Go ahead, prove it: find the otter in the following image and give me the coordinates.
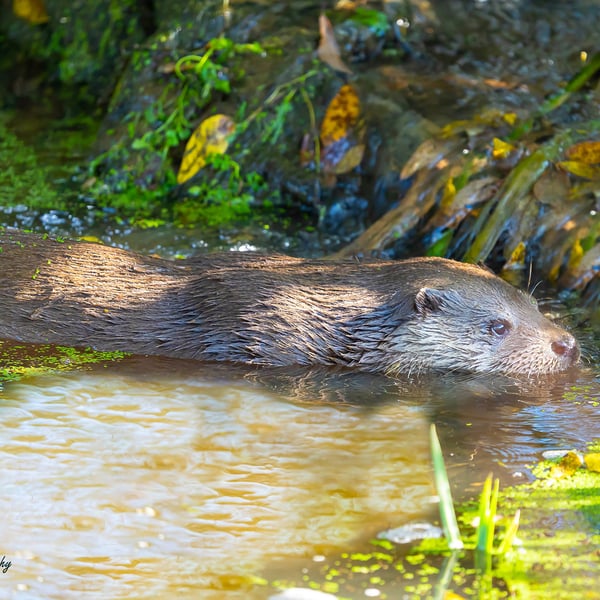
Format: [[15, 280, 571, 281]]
[[0, 230, 579, 376]]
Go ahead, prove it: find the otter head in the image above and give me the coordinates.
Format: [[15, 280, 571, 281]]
[[386, 268, 580, 376]]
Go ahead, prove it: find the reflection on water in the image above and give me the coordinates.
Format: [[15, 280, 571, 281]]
[[0, 357, 598, 599], [0, 359, 432, 599]]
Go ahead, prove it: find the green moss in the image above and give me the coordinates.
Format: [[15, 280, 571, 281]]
[[0, 340, 128, 385], [0, 117, 61, 209]]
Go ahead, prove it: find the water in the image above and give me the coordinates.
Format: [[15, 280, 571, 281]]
[[0, 359, 430, 599], [1, 355, 598, 599]]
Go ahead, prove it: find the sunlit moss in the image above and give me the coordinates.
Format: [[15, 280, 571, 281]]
[[0, 340, 128, 384]]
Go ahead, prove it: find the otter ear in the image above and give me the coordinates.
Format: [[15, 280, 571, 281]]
[[414, 287, 450, 315]]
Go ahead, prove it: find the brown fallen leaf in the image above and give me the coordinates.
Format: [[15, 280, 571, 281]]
[[400, 137, 463, 180], [317, 13, 353, 75], [320, 84, 365, 177], [427, 175, 498, 231], [565, 140, 600, 164], [177, 114, 235, 184], [559, 243, 600, 290], [335, 0, 368, 9], [533, 167, 570, 206]]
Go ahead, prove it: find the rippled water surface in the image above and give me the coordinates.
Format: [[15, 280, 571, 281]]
[[1, 357, 598, 599]]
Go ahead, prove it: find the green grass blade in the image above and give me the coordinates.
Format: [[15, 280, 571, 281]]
[[497, 508, 521, 556], [476, 473, 500, 554], [430, 424, 463, 550], [486, 477, 499, 554], [476, 473, 493, 552]]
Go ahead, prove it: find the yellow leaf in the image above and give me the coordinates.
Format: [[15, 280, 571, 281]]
[[320, 85, 365, 175], [13, 0, 48, 24], [584, 453, 600, 472], [321, 85, 361, 145], [506, 242, 527, 267], [567, 238, 584, 270], [557, 160, 600, 180], [565, 140, 600, 164], [177, 115, 235, 184], [440, 177, 456, 208], [502, 112, 517, 126], [492, 137, 516, 160], [441, 119, 471, 138], [550, 450, 583, 478], [548, 262, 561, 283]]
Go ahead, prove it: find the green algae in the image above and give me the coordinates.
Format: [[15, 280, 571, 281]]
[[0, 340, 128, 385], [258, 443, 600, 599], [485, 447, 600, 599]]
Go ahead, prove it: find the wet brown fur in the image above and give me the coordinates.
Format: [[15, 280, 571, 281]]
[[0, 230, 579, 376]]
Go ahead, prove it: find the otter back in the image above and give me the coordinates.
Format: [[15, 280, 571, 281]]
[[0, 230, 579, 376]]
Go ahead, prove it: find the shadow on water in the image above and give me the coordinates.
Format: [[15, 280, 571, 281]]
[[91, 352, 600, 492], [87, 354, 600, 503]]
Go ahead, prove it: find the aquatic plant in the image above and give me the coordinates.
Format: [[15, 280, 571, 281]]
[[430, 424, 520, 560]]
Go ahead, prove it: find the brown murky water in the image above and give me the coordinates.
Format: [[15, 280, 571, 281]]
[[1, 356, 598, 599]]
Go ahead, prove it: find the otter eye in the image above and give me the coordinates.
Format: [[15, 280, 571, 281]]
[[489, 319, 511, 337]]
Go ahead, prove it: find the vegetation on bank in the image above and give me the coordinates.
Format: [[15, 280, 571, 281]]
[[1, 2, 599, 304]]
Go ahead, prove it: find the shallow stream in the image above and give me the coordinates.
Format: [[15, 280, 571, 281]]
[[1, 355, 598, 599]]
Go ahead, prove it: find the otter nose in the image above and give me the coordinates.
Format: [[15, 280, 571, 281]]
[[551, 335, 580, 364]]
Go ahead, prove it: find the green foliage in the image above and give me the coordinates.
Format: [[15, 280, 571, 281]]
[[0, 117, 61, 209], [129, 37, 266, 160], [235, 68, 319, 142], [350, 7, 391, 36], [85, 152, 175, 220], [430, 424, 519, 560], [88, 36, 282, 227], [476, 474, 500, 555], [474, 474, 521, 564], [89, 37, 321, 228], [174, 154, 270, 227]]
